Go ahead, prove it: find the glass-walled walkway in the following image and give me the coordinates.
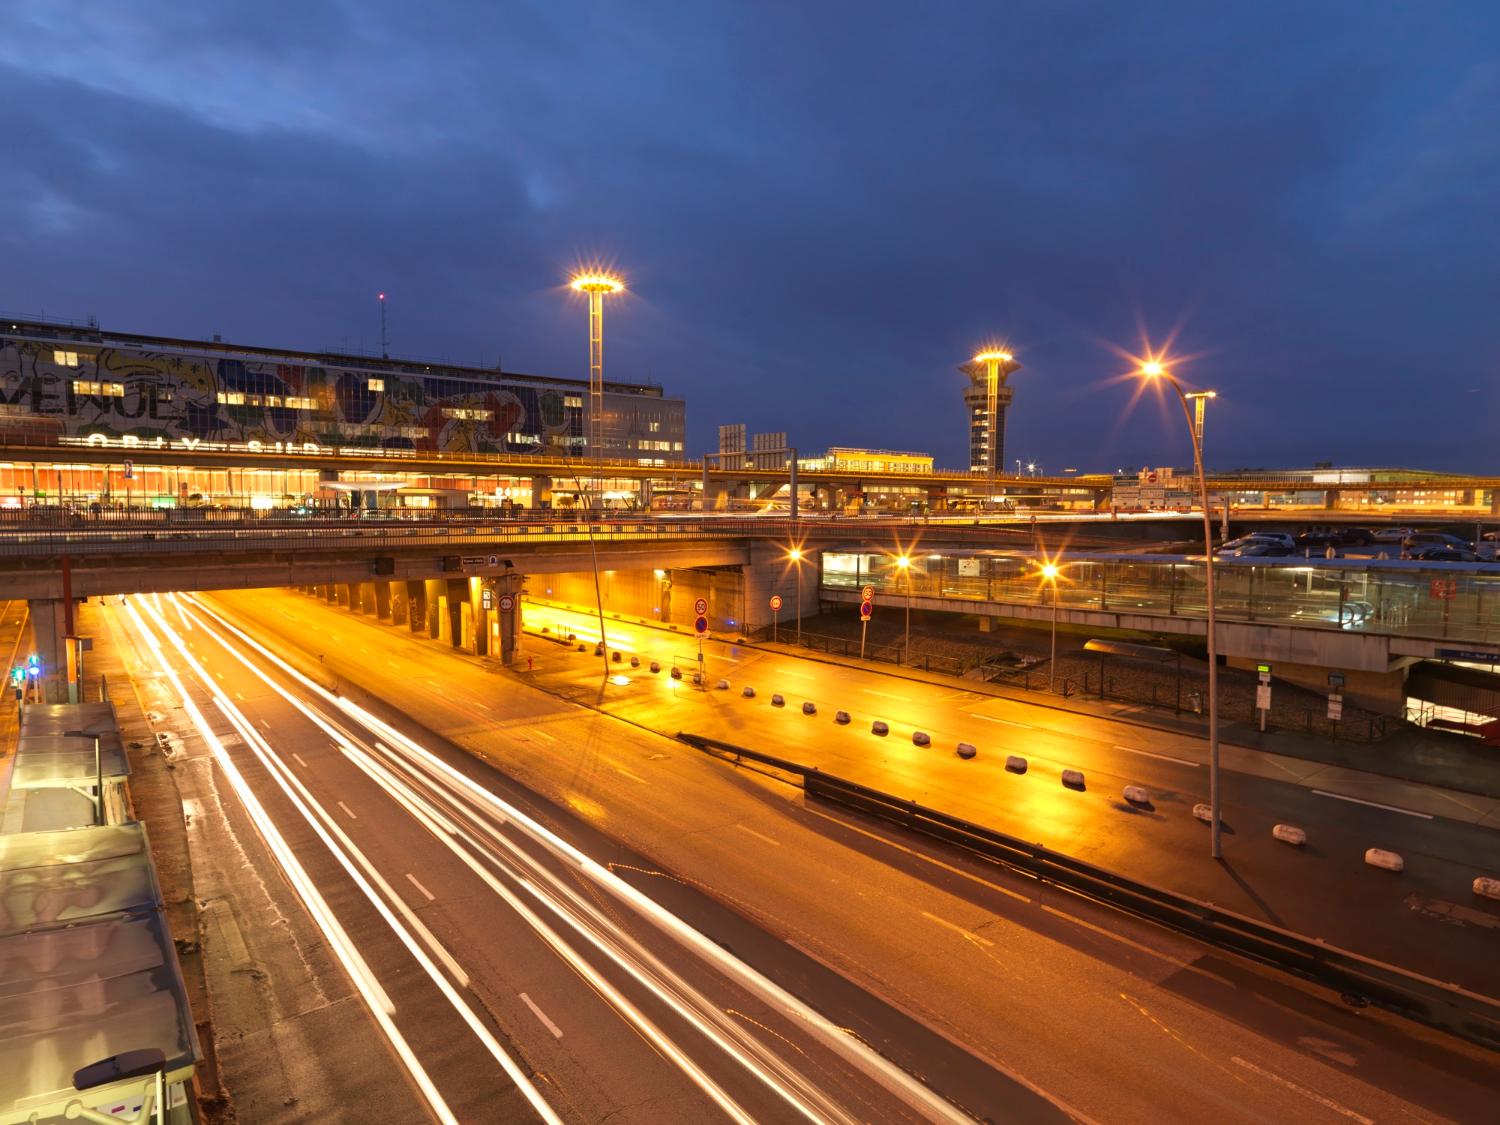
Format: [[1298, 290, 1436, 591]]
[[822, 551, 1500, 646]]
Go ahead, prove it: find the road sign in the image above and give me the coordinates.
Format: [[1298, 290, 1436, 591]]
[[694, 597, 708, 616], [487, 554, 500, 567], [481, 589, 493, 610], [694, 615, 708, 634], [1437, 648, 1500, 663], [1429, 577, 1457, 600], [861, 585, 874, 602], [1255, 684, 1271, 710], [1328, 672, 1346, 689], [497, 593, 516, 612], [123, 459, 134, 480], [769, 595, 782, 611], [859, 601, 872, 619], [1328, 696, 1344, 721], [462, 555, 485, 566], [1146, 470, 1158, 484]]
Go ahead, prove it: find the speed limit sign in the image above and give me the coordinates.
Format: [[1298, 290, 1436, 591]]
[[769, 595, 783, 611], [694, 597, 708, 615], [861, 585, 874, 602]]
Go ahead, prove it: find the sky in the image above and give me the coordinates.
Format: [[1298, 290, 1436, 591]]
[[4, 0, 1498, 472]]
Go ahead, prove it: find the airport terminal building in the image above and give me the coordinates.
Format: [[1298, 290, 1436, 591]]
[[0, 318, 686, 509]]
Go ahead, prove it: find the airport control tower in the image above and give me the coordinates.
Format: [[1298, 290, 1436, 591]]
[[959, 351, 1021, 476]]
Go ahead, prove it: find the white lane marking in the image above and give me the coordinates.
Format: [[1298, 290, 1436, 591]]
[[258, 719, 271, 731], [337, 801, 358, 820], [1041, 905, 1191, 969], [778, 669, 813, 680], [1230, 1057, 1374, 1124], [733, 824, 781, 847], [519, 992, 564, 1039], [967, 713, 1034, 729], [1311, 790, 1432, 819], [861, 688, 909, 701], [291, 752, 309, 768], [530, 729, 558, 744], [405, 872, 436, 902], [234, 691, 245, 701], [613, 765, 646, 783], [387, 661, 400, 670], [920, 911, 994, 947], [1116, 745, 1200, 767]]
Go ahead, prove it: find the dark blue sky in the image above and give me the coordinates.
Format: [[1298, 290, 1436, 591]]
[[4, 2, 1498, 471]]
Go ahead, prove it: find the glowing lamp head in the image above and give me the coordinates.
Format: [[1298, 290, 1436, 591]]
[[378, 292, 385, 301], [895, 554, 910, 570], [570, 273, 625, 295], [1041, 563, 1060, 581], [973, 350, 1013, 365], [1140, 360, 1166, 378], [787, 547, 803, 562]]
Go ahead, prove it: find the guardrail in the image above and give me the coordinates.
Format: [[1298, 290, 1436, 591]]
[[674, 731, 1500, 1051]]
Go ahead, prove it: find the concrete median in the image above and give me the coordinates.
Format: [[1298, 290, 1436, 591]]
[[1365, 848, 1405, 873], [1005, 755, 1027, 774], [1061, 769, 1085, 791], [956, 742, 977, 760]]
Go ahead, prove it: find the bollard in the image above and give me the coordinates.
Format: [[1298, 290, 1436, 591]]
[[671, 667, 683, 680], [912, 731, 931, 746], [835, 710, 851, 724], [577, 643, 588, 652], [1061, 769, 1086, 791], [742, 686, 756, 698], [1005, 755, 1028, 774], [1364, 848, 1404, 873], [650, 661, 661, 673], [771, 693, 785, 707], [1474, 876, 1500, 900], [1272, 824, 1307, 846], [871, 720, 889, 736], [630, 656, 640, 668], [691, 671, 703, 685], [612, 650, 622, 663], [1122, 784, 1149, 805], [802, 701, 817, 715], [716, 678, 730, 690], [956, 742, 977, 760]]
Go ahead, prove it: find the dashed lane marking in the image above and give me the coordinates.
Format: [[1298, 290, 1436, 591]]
[[1116, 745, 1200, 767], [966, 713, 1034, 729], [1230, 1056, 1374, 1124], [733, 824, 781, 847], [1311, 790, 1432, 819], [921, 911, 994, 947], [405, 872, 436, 902], [519, 992, 564, 1038], [291, 753, 309, 768], [337, 801, 358, 820]]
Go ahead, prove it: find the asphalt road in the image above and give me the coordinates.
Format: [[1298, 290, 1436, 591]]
[[523, 600, 1500, 998], [107, 592, 1017, 1124], [198, 587, 1500, 1124]]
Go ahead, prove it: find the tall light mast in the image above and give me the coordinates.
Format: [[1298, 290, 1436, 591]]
[[569, 273, 625, 457]]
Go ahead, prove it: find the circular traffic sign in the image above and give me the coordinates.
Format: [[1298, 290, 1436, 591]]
[[861, 585, 874, 602], [1146, 471, 1158, 484], [769, 594, 783, 611], [859, 601, 873, 619], [694, 615, 709, 634], [694, 597, 708, 615], [497, 593, 515, 612]]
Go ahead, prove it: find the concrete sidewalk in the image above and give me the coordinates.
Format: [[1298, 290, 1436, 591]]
[[527, 596, 1500, 826]]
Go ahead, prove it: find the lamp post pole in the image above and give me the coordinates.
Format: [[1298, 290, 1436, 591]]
[[788, 549, 804, 645], [1146, 366, 1222, 858], [1049, 577, 1059, 692]]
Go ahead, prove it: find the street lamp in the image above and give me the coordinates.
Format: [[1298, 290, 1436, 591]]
[[569, 272, 625, 459], [895, 554, 912, 663], [1140, 359, 1223, 858], [787, 547, 804, 644], [64, 728, 103, 825], [1040, 562, 1060, 691]]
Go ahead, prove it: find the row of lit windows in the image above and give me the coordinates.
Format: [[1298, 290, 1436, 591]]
[[54, 350, 83, 367], [215, 392, 318, 409], [636, 439, 684, 452], [442, 406, 493, 420], [73, 380, 125, 397]]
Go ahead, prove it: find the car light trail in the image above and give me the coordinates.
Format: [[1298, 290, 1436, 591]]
[[185, 594, 973, 1124], [121, 598, 459, 1125], [134, 597, 565, 1125]]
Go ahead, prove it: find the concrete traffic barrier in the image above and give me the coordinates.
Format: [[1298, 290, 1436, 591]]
[[956, 742, 977, 760], [1192, 803, 1215, 823], [716, 678, 730, 690], [671, 666, 683, 680], [771, 693, 785, 707], [742, 686, 756, 698], [1122, 784, 1149, 805], [1061, 769, 1086, 791], [650, 661, 661, 673], [871, 720, 889, 736], [802, 701, 817, 715], [1474, 876, 1500, 900], [912, 731, 931, 746], [1273, 824, 1307, 846], [835, 711, 851, 724], [1364, 848, 1405, 873], [1005, 755, 1027, 774]]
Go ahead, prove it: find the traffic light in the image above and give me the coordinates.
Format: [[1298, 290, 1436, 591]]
[[26, 654, 40, 678], [8, 666, 21, 686]]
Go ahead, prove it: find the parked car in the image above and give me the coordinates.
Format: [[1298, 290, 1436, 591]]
[[1229, 541, 1295, 557], [1219, 531, 1294, 550], [1401, 532, 1472, 554], [1406, 545, 1480, 562], [1372, 526, 1416, 542]]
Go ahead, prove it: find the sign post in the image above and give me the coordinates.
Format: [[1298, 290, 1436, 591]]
[[1256, 662, 1272, 731], [859, 592, 873, 659], [694, 611, 708, 680], [769, 594, 782, 642]]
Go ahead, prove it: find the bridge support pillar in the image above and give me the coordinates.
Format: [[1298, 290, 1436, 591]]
[[27, 598, 69, 703], [1323, 489, 1338, 510], [446, 579, 467, 650], [337, 583, 353, 609], [323, 584, 337, 605], [389, 582, 408, 626], [404, 581, 425, 634], [373, 582, 391, 621], [425, 579, 444, 640], [495, 573, 524, 665], [741, 543, 821, 629], [355, 582, 376, 615], [530, 475, 553, 508], [1491, 490, 1499, 516]]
